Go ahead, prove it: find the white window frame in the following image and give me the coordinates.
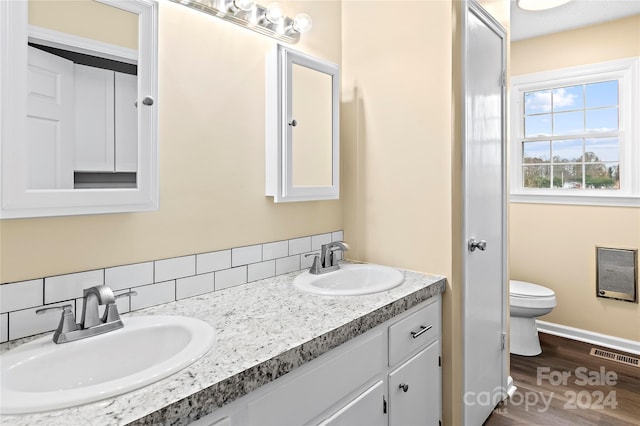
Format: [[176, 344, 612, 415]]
[[510, 57, 639, 207]]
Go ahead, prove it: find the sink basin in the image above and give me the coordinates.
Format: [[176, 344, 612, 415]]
[[0, 315, 215, 414], [294, 263, 404, 296]]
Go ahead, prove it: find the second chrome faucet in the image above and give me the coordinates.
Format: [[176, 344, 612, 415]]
[[306, 241, 349, 275]]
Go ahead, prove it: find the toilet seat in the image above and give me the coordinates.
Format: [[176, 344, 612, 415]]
[[510, 280, 555, 297], [510, 280, 556, 309]]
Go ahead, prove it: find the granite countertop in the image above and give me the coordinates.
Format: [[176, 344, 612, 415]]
[[0, 265, 446, 426]]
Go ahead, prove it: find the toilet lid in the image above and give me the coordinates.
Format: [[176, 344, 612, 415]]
[[510, 280, 555, 297]]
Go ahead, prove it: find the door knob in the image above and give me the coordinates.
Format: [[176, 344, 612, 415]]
[[399, 383, 409, 392], [468, 238, 487, 252]]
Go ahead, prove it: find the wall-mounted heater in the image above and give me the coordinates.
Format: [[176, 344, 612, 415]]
[[596, 247, 638, 303]]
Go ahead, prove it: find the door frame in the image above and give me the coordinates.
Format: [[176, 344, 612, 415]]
[[460, 0, 509, 423]]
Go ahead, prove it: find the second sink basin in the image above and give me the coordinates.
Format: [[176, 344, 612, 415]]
[[294, 263, 404, 296], [0, 315, 215, 414]]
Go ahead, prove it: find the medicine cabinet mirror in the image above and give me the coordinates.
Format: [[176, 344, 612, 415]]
[[266, 44, 339, 202], [0, 0, 158, 219]]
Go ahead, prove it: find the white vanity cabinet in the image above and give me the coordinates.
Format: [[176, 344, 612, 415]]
[[191, 295, 442, 426], [388, 343, 441, 426], [387, 296, 442, 426], [74, 64, 137, 173], [318, 380, 386, 426]]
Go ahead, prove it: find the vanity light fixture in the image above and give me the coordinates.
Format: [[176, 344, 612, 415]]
[[517, 0, 572, 11], [172, 0, 311, 44]]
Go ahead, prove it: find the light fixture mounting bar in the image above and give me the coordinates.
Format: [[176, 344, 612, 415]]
[[171, 0, 301, 44]]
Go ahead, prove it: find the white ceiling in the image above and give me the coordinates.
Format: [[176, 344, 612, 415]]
[[510, 0, 640, 41]]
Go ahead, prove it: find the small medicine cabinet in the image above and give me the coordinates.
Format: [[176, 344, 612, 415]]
[[265, 44, 339, 203]]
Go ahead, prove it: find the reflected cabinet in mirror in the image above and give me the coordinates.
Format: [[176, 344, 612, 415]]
[[266, 44, 339, 202], [0, 0, 158, 218]]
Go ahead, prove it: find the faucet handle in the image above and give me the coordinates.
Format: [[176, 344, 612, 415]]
[[305, 253, 322, 275], [36, 304, 79, 339], [115, 290, 138, 300], [103, 291, 138, 323]]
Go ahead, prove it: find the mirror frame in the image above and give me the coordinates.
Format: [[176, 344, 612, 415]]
[[0, 0, 158, 219], [266, 44, 340, 203]]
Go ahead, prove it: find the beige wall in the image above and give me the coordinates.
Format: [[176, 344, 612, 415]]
[[341, 0, 455, 420], [29, 0, 138, 50], [0, 1, 343, 283], [510, 15, 640, 342]]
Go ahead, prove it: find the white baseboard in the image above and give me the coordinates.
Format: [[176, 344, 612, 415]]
[[506, 376, 517, 399], [536, 320, 640, 356]]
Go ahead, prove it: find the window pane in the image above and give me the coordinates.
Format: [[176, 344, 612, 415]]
[[585, 162, 619, 189], [523, 141, 550, 163], [553, 111, 584, 136], [525, 90, 551, 115], [586, 81, 618, 108], [586, 108, 618, 132], [523, 165, 550, 188], [552, 139, 582, 163], [553, 85, 583, 112], [585, 137, 619, 162], [525, 114, 551, 137], [553, 163, 582, 189]]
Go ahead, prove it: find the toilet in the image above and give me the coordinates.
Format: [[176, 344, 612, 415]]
[[509, 280, 557, 356]]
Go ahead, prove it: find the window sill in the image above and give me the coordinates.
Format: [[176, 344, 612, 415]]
[[510, 192, 640, 207]]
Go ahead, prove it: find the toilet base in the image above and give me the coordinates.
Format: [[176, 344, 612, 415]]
[[510, 316, 542, 356]]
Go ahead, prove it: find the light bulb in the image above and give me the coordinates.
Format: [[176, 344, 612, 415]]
[[517, 0, 571, 11], [292, 13, 312, 33], [265, 2, 283, 23], [233, 0, 255, 12]]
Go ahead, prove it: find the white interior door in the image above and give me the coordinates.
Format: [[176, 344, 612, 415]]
[[27, 46, 74, 189], [74, 63, 115, 172], [462, 1, 508, 425], [114, 71, 138, 172]]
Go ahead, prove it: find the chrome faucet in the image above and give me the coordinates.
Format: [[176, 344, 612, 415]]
[[305, 241, 349, 275], [36, 285, 136, 344]]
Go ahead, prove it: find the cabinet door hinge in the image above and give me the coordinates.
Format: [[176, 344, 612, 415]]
[[501, 332, 506, 350], [383, 395, 387, 414], [501, 70, 507, 87], [438, 356, 442, 367]]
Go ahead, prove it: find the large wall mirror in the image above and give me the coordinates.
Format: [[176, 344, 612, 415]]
[[0, 0, 158, 218], [266, 44, 339, 202]]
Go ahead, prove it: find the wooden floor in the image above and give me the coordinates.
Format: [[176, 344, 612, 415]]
[[484, 333, 640, 426]]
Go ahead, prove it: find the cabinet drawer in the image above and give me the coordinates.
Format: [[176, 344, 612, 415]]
[[247, 330, 385, 426], [388, 299, 440, 366]]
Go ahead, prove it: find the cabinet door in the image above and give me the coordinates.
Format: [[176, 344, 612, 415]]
[[318, 380, 386, 426], [74, 64, 115, 171], [389, 341, 440, 426], [114, 72, 137, 172]]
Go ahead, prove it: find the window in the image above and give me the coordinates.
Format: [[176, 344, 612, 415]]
[[510, 58, 639, 206]]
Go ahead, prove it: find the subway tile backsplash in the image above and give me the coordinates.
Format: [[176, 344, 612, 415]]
[[0, 231, 344, 343], [0, 279, 43, 314], [155, 255, 196, 282], [1, 314, 8, 343], [44, 269, 104, 304], [105, 262, 154, 291]]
